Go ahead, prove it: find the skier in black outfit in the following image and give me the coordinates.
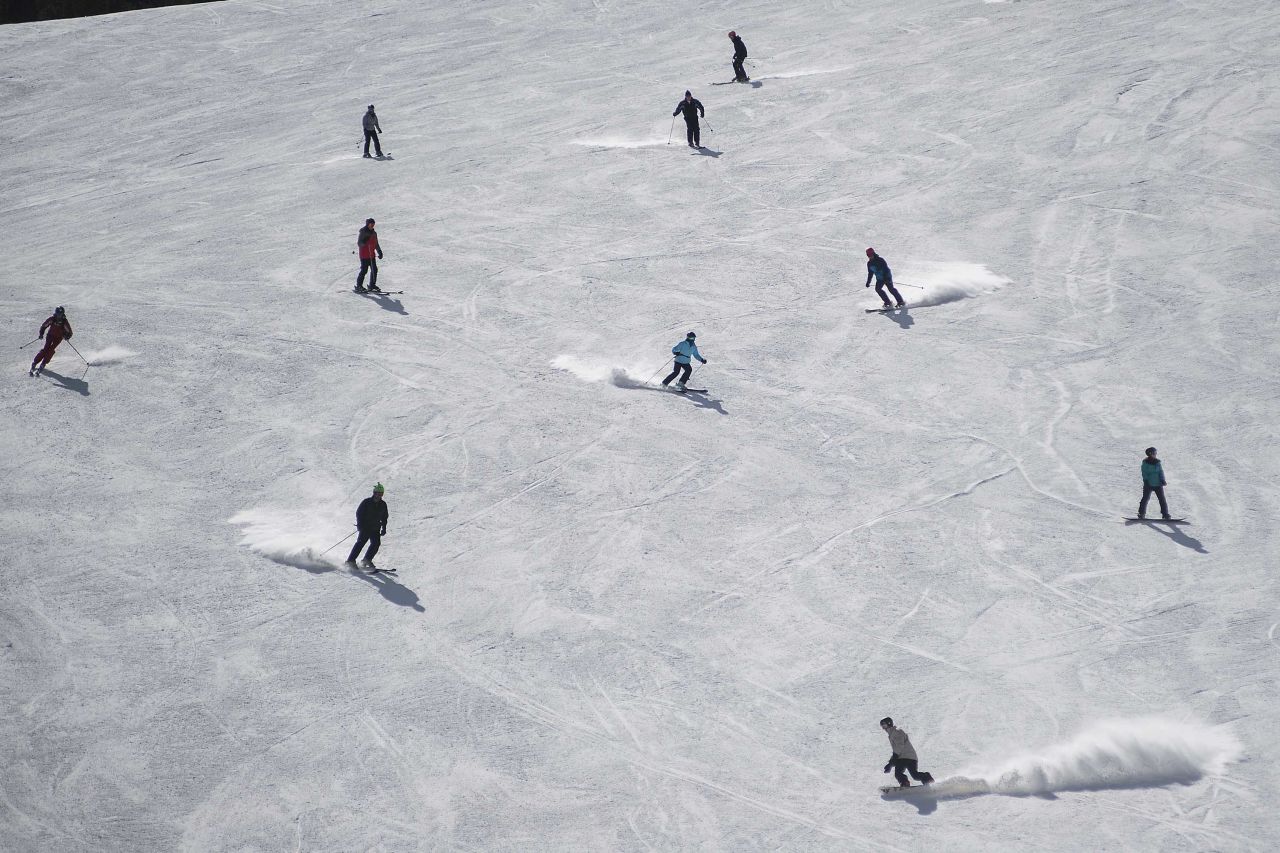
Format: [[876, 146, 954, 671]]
[[362, 104, 383, 158], [729, 31, 749, 82], [673, 91, 705, 149], [346, 483, 388, 570], [865, 248, 905, 308]]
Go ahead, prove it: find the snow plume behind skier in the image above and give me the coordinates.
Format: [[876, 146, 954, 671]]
[[663, 331, 706, 391]]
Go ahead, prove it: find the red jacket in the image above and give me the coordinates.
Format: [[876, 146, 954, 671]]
[[357, 226, 381, 260], [39, 315, 72, 347]]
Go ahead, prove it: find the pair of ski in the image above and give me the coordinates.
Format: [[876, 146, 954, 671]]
[[660, 384, 708, 394], [354, 287, 404, 295], [866, 305, 908, 313]]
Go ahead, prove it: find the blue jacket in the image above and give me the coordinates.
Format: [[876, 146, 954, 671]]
[[866, 255, 892, 286], [1141, 458, 1166, 487], [672, 339, 704, 365]]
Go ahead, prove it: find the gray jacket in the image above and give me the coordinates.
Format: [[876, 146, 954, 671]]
[[363, 110, 381, 133], [885, 726, 918, 761]]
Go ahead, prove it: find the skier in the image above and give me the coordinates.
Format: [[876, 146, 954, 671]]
[[1139, 446, 1172, 520], [673, 91, 706, 149], [880, 717, 934, 788], [362, 104, 383, 158], [355, 218, 384, 293], [728, 30, 749, 82], [865, 248, 905, 308], [346, 483, 389, 570], [29, 306, 73, 376], [662, 331, 707, 391]]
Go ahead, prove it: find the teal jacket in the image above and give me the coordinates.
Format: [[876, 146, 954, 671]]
[[1141, 458, 1166, 487], [672, 339, 705, 365]]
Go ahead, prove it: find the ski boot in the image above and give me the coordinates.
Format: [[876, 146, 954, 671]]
[[367, 284, 382, 293], [361, 559, 377, 571]]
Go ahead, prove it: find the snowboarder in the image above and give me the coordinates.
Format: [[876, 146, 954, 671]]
[[346, 483, 389, 570], [728, 30, 749, 82], [673, 91, 706, 149], [662, 331, 707, 390], [1139, 446, 1171, 520], [865, 248, 905, 308], [29, 306, 73, 376], [355, 218, 384, 293], [362, 104, 383, 158], [880, 717, 934, 788]]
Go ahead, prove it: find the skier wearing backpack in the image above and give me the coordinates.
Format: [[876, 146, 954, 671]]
[[362, 104, 383, 158], [355, 218, 384, 293], [729, 31, 749, 82], [662, 331, 707, 391], [865, 248, 905, 308], [346, 483, 389, 570], [29, 306, 73, 376], [880, 717, 935, 788], [673, 91, 706, 149]]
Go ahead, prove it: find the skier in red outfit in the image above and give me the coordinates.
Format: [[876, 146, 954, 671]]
[[29, 306, 72, 376], [355, 218, 384, 293]]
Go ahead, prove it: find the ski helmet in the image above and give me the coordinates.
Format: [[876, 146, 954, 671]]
[[373, 482, 385, 494], [368, 104, 375, 110], [366, 218, 375, 225], [866, 248, 876, 258], [880, 717, 894, 728], [686, 331, 696, 339], [728, 30, 736, 37], [1145, 447, 1157, 456], [54, 306, 65, 316]]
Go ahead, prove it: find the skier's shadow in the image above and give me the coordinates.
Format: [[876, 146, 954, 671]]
[[42, 368, 90, 395], [879, 309, 913, 329], [1130, 522, 1208, 554], [348, 566, 427, 611], [612, 380, 728, 415], [693, 147, 723, 158], [364, 292, 408, 315]]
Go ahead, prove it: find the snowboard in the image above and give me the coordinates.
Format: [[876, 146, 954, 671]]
[[1124, 517, 1189, 525], [880, 785, 928, 796], [866, 305, 907, 313]]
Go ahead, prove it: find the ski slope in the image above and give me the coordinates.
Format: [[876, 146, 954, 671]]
[[2, 0, 1278, 849]]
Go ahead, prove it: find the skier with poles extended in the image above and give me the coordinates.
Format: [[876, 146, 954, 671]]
[[362, 104, 383, 159], [865, 248, 906, 308], [728, 30, 749, 82], [880, 717, 935, 789], [355, 218, 384, 293], [662, 331, 707, 392], [346, 483, 389, 571], [673, 91, 706, 149], [29, 306, 73, 377]]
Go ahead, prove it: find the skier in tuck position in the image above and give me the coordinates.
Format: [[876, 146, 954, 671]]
[[1139, 446, 1172, 520], [673, 91, 706, 149], [881, 717, 934, 788], [662, 331, 707, 391], [362, 104, 383, 158], [29, 306, 73, 376], [346, 483, 389, 570], [728, 30, 749, 82], [355, 218, 384, 293], [865, 248, 905, 308]]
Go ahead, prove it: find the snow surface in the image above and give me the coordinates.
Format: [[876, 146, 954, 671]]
[[2, 0, 1278, 849]]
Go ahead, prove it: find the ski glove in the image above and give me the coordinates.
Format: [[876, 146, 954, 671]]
[[700, 358, 708, 364], [883, 763, 892, 773]]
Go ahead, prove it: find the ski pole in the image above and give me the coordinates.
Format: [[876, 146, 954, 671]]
[[321, 530, 356, 555], [18, 337, 40, 349], [66, 340, 89, 365], [645, 359, 673, 385], [667, 115, 676, 145], [896, 283, 924, 290], [703, 119, 715, 133]]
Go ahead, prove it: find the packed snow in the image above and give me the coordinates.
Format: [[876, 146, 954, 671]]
[[2, 0, 1278, 850]]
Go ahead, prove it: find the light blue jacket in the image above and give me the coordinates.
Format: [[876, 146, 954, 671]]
[[672, 339, 704, 365]]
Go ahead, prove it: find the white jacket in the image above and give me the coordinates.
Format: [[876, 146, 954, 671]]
[[886, 726, 918, 760]]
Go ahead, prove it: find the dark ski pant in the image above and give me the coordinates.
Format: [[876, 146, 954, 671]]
[[1139, 484, 1169, 518], [875, 280, 905, 306], [663, 362, 692, 386], [348, 530, 381, 563], [733, 57, 747, 81], [684, 119, 701, 148], [30, 341, 60, 371], [364, 130, 383, 157], [889, 758, 933, 787], [357, 258, 378, 288]]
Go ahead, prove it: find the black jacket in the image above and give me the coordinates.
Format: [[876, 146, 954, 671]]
[[673, 98, 705, 123], [731, 35, 748, 60], [356, 496, 388, 533], [866, 255, 892, 285]]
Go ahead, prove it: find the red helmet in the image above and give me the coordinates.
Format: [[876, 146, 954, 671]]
[[866, 247, 875, 257]]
